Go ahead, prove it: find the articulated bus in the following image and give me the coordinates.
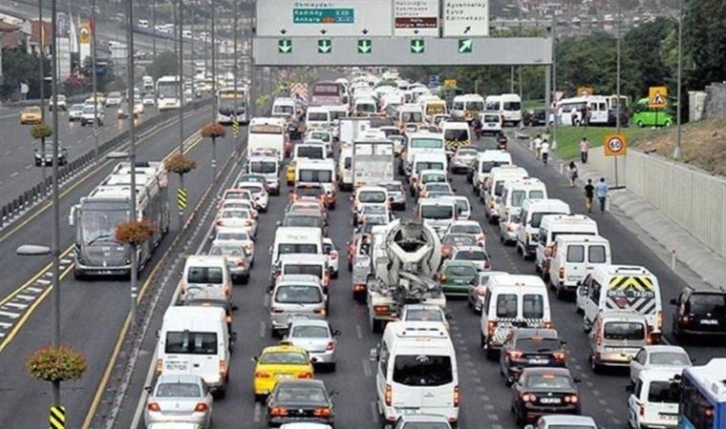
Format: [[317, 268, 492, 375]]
[[217, 87, 249, 125], [156, 75, 183, 111], [678, 358, 726, 429]]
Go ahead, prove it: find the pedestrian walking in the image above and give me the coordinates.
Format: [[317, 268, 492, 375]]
[[540, 138, 550, 165], [584, 179, 595, 213], [596, 177, 608, 212], [579, 137, 590, 163], [568, 161, 578, 187], [533, 134, 543, 159]]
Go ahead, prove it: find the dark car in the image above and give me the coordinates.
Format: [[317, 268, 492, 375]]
[[34, 143, 68, 166], [523, 108, 548, 127], [500, 329, 568, 385], [510, 367, 581, 426], [670, 289, 726, 342], [266, 379, 335, 428]]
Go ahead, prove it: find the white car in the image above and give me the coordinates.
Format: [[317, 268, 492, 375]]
[[214, 226, 255, 265], [134, 99, 145, 116], [444, 220, 486, 246], [49, 94, 67, 111], [143, 94, 156, 106], [144, 374, 212, 428], [400, 304, 449, 330], [237, 181, 269, 213], [68, 104, 85, 121], [450, 246, 491, 272], [629, 345, 692, 385], [215, 208, 257, 238], [105, 91, 123, 107], [80, 104, 104, 126], [322, 238, 339, 278]]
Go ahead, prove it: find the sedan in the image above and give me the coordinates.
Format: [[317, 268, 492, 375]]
[[394, 414, 452, 429], [629, 345, 692, 385], [215, 208, 257, 238], [68, 104, 85, 121], [20, 106, 42, 125], [450, 146, 478, 174], [441, 233, 479, 259], [266, 379, 335, 428], [144, 374, 213, 428], [379, 181, 406, 211], [213, 227, 255, 262], [444, 220, 486, 246], [501, 328, 568, 385], [209, 239, 251, 284], [34, 143, 68, 166], [283, 320, 340, 371], [143, 94, 156, 106], [511, 368, 581, 426]]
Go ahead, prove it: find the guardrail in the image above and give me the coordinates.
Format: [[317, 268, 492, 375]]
[[2, 93, 93, 108], [0, 98, 211, 229]]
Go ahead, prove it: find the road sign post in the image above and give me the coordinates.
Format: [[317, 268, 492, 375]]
[[410, 39, 425, 54], [357, 39, 372, 54], [177, 187, 188, 212], [604, 134, 628, 189], [648, 86, 668, 109], [50, 406, 65, 429]]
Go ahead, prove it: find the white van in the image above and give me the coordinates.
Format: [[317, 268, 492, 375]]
[[404, 132, 446, 176], [497, 178, 548, 244], [337, 145, 354, 191], [306, 107, 331, 130], [441, 121, 471, 157], [372, 322, 459, 427], [450, 94, 485, 122], [479, 275, 551, 359], [416, 199, 457, 236], [557, 96, 610, 126], [398, 104, 424, 128], [483, 166, 529, 222], [156, 306, 231, 396], [485, 94, 523, 126], [480, 111, 502, 136], [535, 214, 598, 277], [627, 369, 681, 429], [271, 227, 323, 266], [179, 255, 232, 303], [354, 97, 378, 116], [410, 152, 448, 189], [548, 234, 611, 298], [472, 150, 512, 196], [294, 143, 326, 160], [515, 199, 571, 259], [580, 265, 663, 342], [422, 99, 448, 122], [272, 97, 297, 120]]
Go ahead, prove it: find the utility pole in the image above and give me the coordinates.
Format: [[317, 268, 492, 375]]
[[615, 0, 622, 133], [178, 0, 184, 154], [91, 0, 99, 162], [151, 0, 156, 66], [189, 0, 194, 105], [551, 14, 558, 150], [233, 0, 239, 153], [673, 0, 684, 160], [39, 0, 45, 121], [126, 0, 139, 322], [211, 0, 217, 121]]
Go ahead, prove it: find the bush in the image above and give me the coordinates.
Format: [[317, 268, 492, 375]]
[[201, 122, 226, 139], [115, 220, 153, 246], [164, 153, 197, 175], [27, 346, 87, 382], [30, 123, 53, 140]]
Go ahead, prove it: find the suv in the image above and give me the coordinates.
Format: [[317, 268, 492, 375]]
[[34, 142, 68, 166], [670, 288, 726, 342]]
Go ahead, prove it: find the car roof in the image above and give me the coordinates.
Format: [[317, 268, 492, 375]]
[[398, 414, 450, 423], [514, 328, 559, 339], [403, 304, 444, 311], [539, 415, 596, 426], [289, 319, 331, 328], [641, 345, 688, 353], [238, 181, 264, 187], [156, 373, 203, 384], [453, 246, 486, 252], [276, 274, 323, 285], [262, 344, 309, 354], [274, 379, 326, 389], [521, 367, 572, 376]]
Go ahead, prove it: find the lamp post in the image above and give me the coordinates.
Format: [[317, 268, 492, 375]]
[[91, 0, 99, 162], [672, 0, 684, 160], [210, 0, 217, 121], [178, 0, 184, 155], [615, 0, 622, 134], [124, 0, 139, 322], [38, 0, 45, 121]]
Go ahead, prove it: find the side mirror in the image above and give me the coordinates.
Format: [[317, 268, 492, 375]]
[[276, 220, 282, 226], [669, 298, 678, 305], [452, 188, 457, 192], [445, 313, 453, 320], [333, 329, 341, 336], [68, 204, 79, 227], [251, 356, 259, 362], [690, 356, 696, 364], [329, 389, 340, 397], [155, 329, 160, 339], [144, 385, 153, 393], [504, 377, 514, 387], [310, 356, 319, 363], [369, 347, 379, 361], [232, 304, 239, 311]]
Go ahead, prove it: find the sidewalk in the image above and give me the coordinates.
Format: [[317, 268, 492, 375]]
[[515, 131, 726, 292]]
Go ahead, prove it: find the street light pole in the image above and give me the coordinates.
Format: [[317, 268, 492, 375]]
[[38, 0, 45, 120], [125, 0, 138, 322], [615, 0, 622, 134], [91, 0, 99, 162], [178, 0, 184, 155], [673, 0, 684, 160], [151, 0, 156, 70], [233, 0, 239, 153], [211, 0, 217, 121]]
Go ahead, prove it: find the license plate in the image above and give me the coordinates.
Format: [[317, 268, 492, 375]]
[[529, 358, 549, 365], [276, 373, 293, 379], [659, 414, 678, 420], [699, 319, 719, 325], [166, 362, 188, 372], [539, 398, 561, 404]]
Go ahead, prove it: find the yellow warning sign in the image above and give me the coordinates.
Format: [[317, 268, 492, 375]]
[[50, 406, 65, 429], [444, 79, 457, 87], [577, 86, 594, 97], [177, 187, 188, 210], [232, 119, 240, 136], [648, 86, 668, 109], [79, 20, 91, 45], [604, 134, 628, 157]]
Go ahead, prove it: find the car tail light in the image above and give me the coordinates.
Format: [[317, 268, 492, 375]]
[[637, 400, 645, 417], [553, 351, 566, 361], [297, 372, 313, 379], [353, 283, 366, 291], [385, 384, 392, 406], [147, 402, 161, 412], [326, 341, 335, 351], [484, 261, 491, 270], [314, 308, 327, 317], [564, 395, 579, 404], [545, 245, 554, 257], [225, 285, 231, 297], [508, 351, 523, 360], [559, 267, 565, 279], [475, 286, 486, 296], [487, 321, 497, 335], [220, 360, 228, 377], [313, 407, 332, 417], [374, 305, 389, 315], [226, 315, 233, 324], [194, 402, 209, 412], [270, 407, 288, 417], [323, 273, 330, 286], [271, 307, 283, 313], [681, 315, 690, 325], [245, 220, 253, 226], [453, 385, 460, 407], [522, 393, 537, 402], [255, 371, 271, 378], [656, 311, 663, 328], [216, 220, 224, 226], [544, 321, 553, 329], [155, 359, 163, 373]]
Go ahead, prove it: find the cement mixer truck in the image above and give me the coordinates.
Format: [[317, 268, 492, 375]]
[[366, 218, 447, 333]]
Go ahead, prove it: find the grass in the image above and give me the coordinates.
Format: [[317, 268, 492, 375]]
[[552, 126, 662, 159], [523, 99, 545, 110]]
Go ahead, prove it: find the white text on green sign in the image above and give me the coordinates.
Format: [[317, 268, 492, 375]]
[[459, 39, 472, 53], [293, 8, 354, 24], [411, 39, 425, 54]]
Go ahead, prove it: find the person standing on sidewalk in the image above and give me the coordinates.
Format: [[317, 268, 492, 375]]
[[584, 179, 595, 213], [568, 161, 578, 187], [533, 134, 542, 159], [596, 177, 609, 212], [579, 137, 590, 163], [540, 138, 550, 165]]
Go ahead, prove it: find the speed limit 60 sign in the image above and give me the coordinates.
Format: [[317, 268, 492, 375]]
[[604, 134, 627, 157]]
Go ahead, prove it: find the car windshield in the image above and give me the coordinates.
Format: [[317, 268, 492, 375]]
[[603, 322, 646, 340], [250, 161, 277, 174], [443, 235, 477, 246], [422, 174, 446, 183], [155, 383, 201, 398], [283, 264, 323, 278], [259, 351, 309, 365], [221, 210, 249, 219], [425, 184, 451, 194], [416, 162, 444, 173], [548, 426, 596, 429], [275, 386, 328, 404], [516, 338, 561, 352], [209, 245, 245, 257], [450, 225, 482, 235], [238, 185, 263, 194], [291, 325, 329, 338], [295, 186, 323, 197], [689, 294, 726, 313], [362, 205, 387, 215], [186, 266, 224, 284], [523, 373, 573, 389], [421, 206, 453, 219], [446, 264, 477, 277], [216, 231, 249, 241], [405, 308, 444, 322], [274, 285, 323, 304], [410, 138, 443, 149], [359, 191, 386, 203], [455, 250, 488, 261], [393, 355, 453, 386], [650, 351, 691, 366], [382, 184, 402, 193], [165, 331, 218, 355], [283, 216, 321, 228]]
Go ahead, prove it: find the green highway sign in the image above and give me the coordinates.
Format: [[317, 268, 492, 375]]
[[410, 39, 425, 54], [458, 39, 473, 53], [358, 39, 372, 54], [278, 39, 292, 54], [318, 39, 332, 54]]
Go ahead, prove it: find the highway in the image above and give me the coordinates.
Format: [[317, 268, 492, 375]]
[[0, 104, 162, 207], [105, 131, 725, 429], [0, 105, 242, 427]]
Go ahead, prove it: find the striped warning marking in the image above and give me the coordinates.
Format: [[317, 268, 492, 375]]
[[177, 187, 188, 210], [50, 405, 65, 429], [232, 119, 240, 136]]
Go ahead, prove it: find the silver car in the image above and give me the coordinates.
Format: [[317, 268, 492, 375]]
[[283, 319, 340, 371], [144, 374, 213, 428], [587, 311, 649, 373], [209, 239, 251, 285], [450, 146, 478, 174], [270, 275, 327, 337], [451, 246, 491, 272], [213, 227, 255, 263]]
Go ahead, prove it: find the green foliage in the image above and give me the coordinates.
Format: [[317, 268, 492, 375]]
[[146, 50, 179, 80], [553, 126, 662, 159], [27, 346, 87, 382], [683, 0, 726, 89], [164, 153, 197, 175], [30, 123, 53, 140], [0, 49, 51, 101]]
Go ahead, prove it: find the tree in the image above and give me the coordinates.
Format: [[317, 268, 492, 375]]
[[683, 0, 726, 89], [622, 18, 677, 98], [555, 33, 618, 96], [0, 48, 50, 100], [30, 123, 52, 141], [146, 50, 179, 80]]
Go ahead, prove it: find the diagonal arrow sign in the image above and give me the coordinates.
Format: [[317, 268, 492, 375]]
[[358, 39, 372, 54], [458, 38, 473, 53]]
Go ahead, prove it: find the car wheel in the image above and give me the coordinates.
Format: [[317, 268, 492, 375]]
[[589, 353, 602, 374], [328, 362, 336, 372]]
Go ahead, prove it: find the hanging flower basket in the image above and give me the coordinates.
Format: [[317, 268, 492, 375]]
[[115, 220, 153, 246], [164, 153, 197, 175], [30, 123, 53, 140], [27, 346, 87, 382], [201, 123, 226, 139]]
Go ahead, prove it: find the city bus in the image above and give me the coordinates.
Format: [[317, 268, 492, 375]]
[[217, 87, 249, 125], [311, 81, 346, 107], [156, 75, 183, 111], [678, 358, 726, 429]]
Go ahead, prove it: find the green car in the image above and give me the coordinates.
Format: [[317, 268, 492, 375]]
[[631, 98, 674, 128], [438, 260, 478, 297]]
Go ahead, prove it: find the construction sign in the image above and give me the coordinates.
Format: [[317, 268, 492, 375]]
[[648, 86, 668, 109], [577, 86, 594, 97], [444, 79, 457, 87], [604, 134, 628, 157]]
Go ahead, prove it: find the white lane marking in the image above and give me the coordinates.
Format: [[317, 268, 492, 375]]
[[9, 172, 18, 178], [606, 409, 615, 414], [60, 258, 73, 264], [263, 293, 270, 307], [356, 324, 363, 339], [254, 402, 262, 422], [492, 425, 503, 429], [4, 302, 28, 310], [599, 399, 607, 405], [482, 394, 491, 401], [489, 414, 500, 421], [15, 294, 36, 302], [362, 359, 372, 377], [0, 322, 13, 329], [26, 286, 44, 292], [592, 390, 601, 396], [259, 321, 266, 338], [370, 401, 379, 423], [0, 311, 20, 319], [484, 404, 495, 410]]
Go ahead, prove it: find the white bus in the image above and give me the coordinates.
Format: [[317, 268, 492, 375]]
[[156, 75, 183, 111], [217, 87, 249, 125]]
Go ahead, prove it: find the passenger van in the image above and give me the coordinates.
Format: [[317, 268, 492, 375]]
[[479, 275, 551, 359], [306, 107, 331, 130], [441, 121, 471, 157], [275, 254, 331, 294], [271, 227, 323, 266], [497, 178, 548, 244], [580, 265, 663, 343], [410, 153, 448, 189], [557, 96, 611, 126], [398, 104, 424, 129], [485, 94, 523, 126], [627, 369, 681, 429], [483, 165, 529, 222], [354, 97, 378, 116], [587, 311, 650, 373], [422, 98, 448, 123], [548, 235, 611, 298], [404, 132, 446, 176], [417, 199, 457, 236], [156, 306, 231, 395], [372, 322, 459, 426], [271, 97, 297, 120], [535, 214, 598, 277], [450, 94, 485, 122], [337, 145, 354, 191], [294, 143, 326, 160], [480, 111, 502, 136], [179, 255, 232, 303], [472, 150, 513, 196], [516, 199, 571, 259]]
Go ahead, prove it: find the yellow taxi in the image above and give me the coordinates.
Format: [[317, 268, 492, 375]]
[[85, 92, 106, 105], [253, 343, 314, 400], [20, 106, 43, 125], [286, 159, 297, 185]]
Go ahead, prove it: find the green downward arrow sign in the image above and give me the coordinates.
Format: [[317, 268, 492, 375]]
[[410, 39, 425, 54], [358, 39, 372, 54], [318, 39, 332, 54], [278, 39, 292, 53], [459, 39, 473, 53]]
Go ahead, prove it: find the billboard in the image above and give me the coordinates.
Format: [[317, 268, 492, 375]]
[[442, 0, 489, 37]]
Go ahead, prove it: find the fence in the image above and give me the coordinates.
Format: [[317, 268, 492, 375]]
[[590, 148, 726, 259]]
